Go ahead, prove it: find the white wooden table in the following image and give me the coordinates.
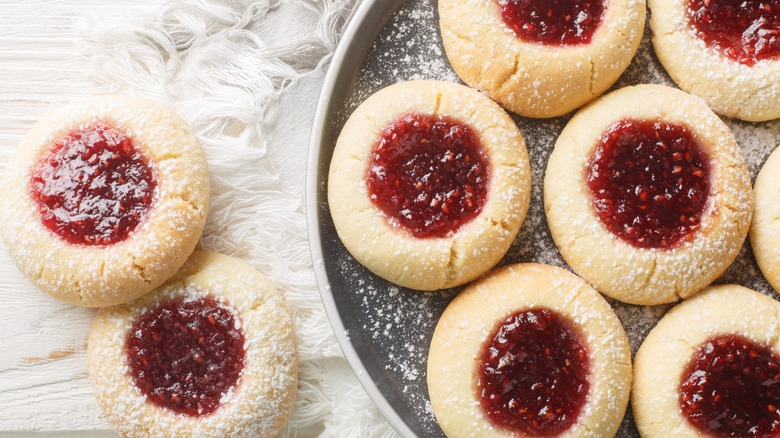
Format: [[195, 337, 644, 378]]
[[0, 2, 161, 434]]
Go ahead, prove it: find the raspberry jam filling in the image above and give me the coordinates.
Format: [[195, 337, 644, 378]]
[[126, 297, 246, 417], [496, 0, 605, 45], [478, 308, 590, 436], [687, 0, 780, 66], [586, 119, 711, 249], [30, 121, 157, 246], [366, 113, 490, 239], [680, 334, 780, 437]]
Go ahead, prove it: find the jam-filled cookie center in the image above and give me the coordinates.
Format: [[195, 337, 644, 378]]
[[586, 119, 711, 249], [496, 0, 606, 45], [680, 334, 780, 437], [478, 308, 590, 436], [30, 121, 157, 246], [366, 113, 490, 238], [687, 0, 780, 66], [126, 297, 246, 417]]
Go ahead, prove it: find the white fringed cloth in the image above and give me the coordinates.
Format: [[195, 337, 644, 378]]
[[84, 1, 395, 436]]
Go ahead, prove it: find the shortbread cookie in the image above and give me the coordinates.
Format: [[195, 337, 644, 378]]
[[0, 95, 209, 307], [545, 84, 752, 305], [428, 263, 631, 437], [438, 0, 645, 118], [88, 251, 297, 438], [633, 284, 780, 437], [651, 0, 780, 121], [328, 80, 530, 291], [751, 147, 780, 293]]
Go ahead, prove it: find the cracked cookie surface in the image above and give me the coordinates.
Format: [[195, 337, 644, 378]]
[[0, 95, 210, 307], [88, 251, 297, 438], [327, 80, 530, 291], [633, 285, 780, 437], [544, 84, 752, 305], [438, 0, 645, 118], [650, 0, 780, 121], [427, 263, 632, 437]]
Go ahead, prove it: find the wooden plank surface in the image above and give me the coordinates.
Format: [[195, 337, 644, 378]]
[[0, 1, 160, 433]]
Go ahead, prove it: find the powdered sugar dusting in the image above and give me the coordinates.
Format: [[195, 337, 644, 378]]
[[0, 95, 209, 307], [350, 1, 458, 109], [88, 251, 297, 437], [320, 0, 780, 437], [650, 0, 780, 121]]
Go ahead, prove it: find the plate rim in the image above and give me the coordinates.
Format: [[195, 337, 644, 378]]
[[305, 0, 417, 436]]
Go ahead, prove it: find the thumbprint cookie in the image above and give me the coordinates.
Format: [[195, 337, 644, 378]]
[[0, 95, 210, 307], [545, 84, 752, 305], [650, 0, 780, 121], [88, 251, 298, 437], [633, 285, 780, 437], [328, 80, 531, 291], [751, 146, 780, 293], [438, 0, 645, 118], [428, 263, 632, 437]]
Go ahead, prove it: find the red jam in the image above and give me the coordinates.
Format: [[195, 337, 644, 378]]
[[687, 0, 780, 66], [496, 0, 605, 45], [478, 308, 590, 436], [586, 119, 711, 250], [680, 334, 780, 437], [126, 297, 245, 417], [30, 121, 157, 246], [366, 113, 490, 238]]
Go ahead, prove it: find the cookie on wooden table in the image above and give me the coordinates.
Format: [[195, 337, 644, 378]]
[[633, 284, 780, 437], [438, 0, 645, 118], [427, 263, 632, 437], [328, 80, 531, 291], [0, 95, 210, 307], [88, 251, 298, 438], [545, 84, 752, 305], [650, 0, 780, 121]]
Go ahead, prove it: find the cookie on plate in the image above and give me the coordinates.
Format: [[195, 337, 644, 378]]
[[438, 0, 645, 118], [328, 80, 530, 291], [751, 146, 780, 293], [0, 95, 210, 307], [88, 251, 298, 438], [427, 263, 631, 437], [545, 84, 752, 305], [650, 0, 780, 121], [633, 284, 780, 437]]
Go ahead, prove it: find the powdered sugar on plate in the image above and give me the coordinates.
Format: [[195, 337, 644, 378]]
[[319, 0, 780, 436]]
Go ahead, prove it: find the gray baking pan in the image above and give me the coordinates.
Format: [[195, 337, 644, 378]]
[[306, 0, 780, 436]]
